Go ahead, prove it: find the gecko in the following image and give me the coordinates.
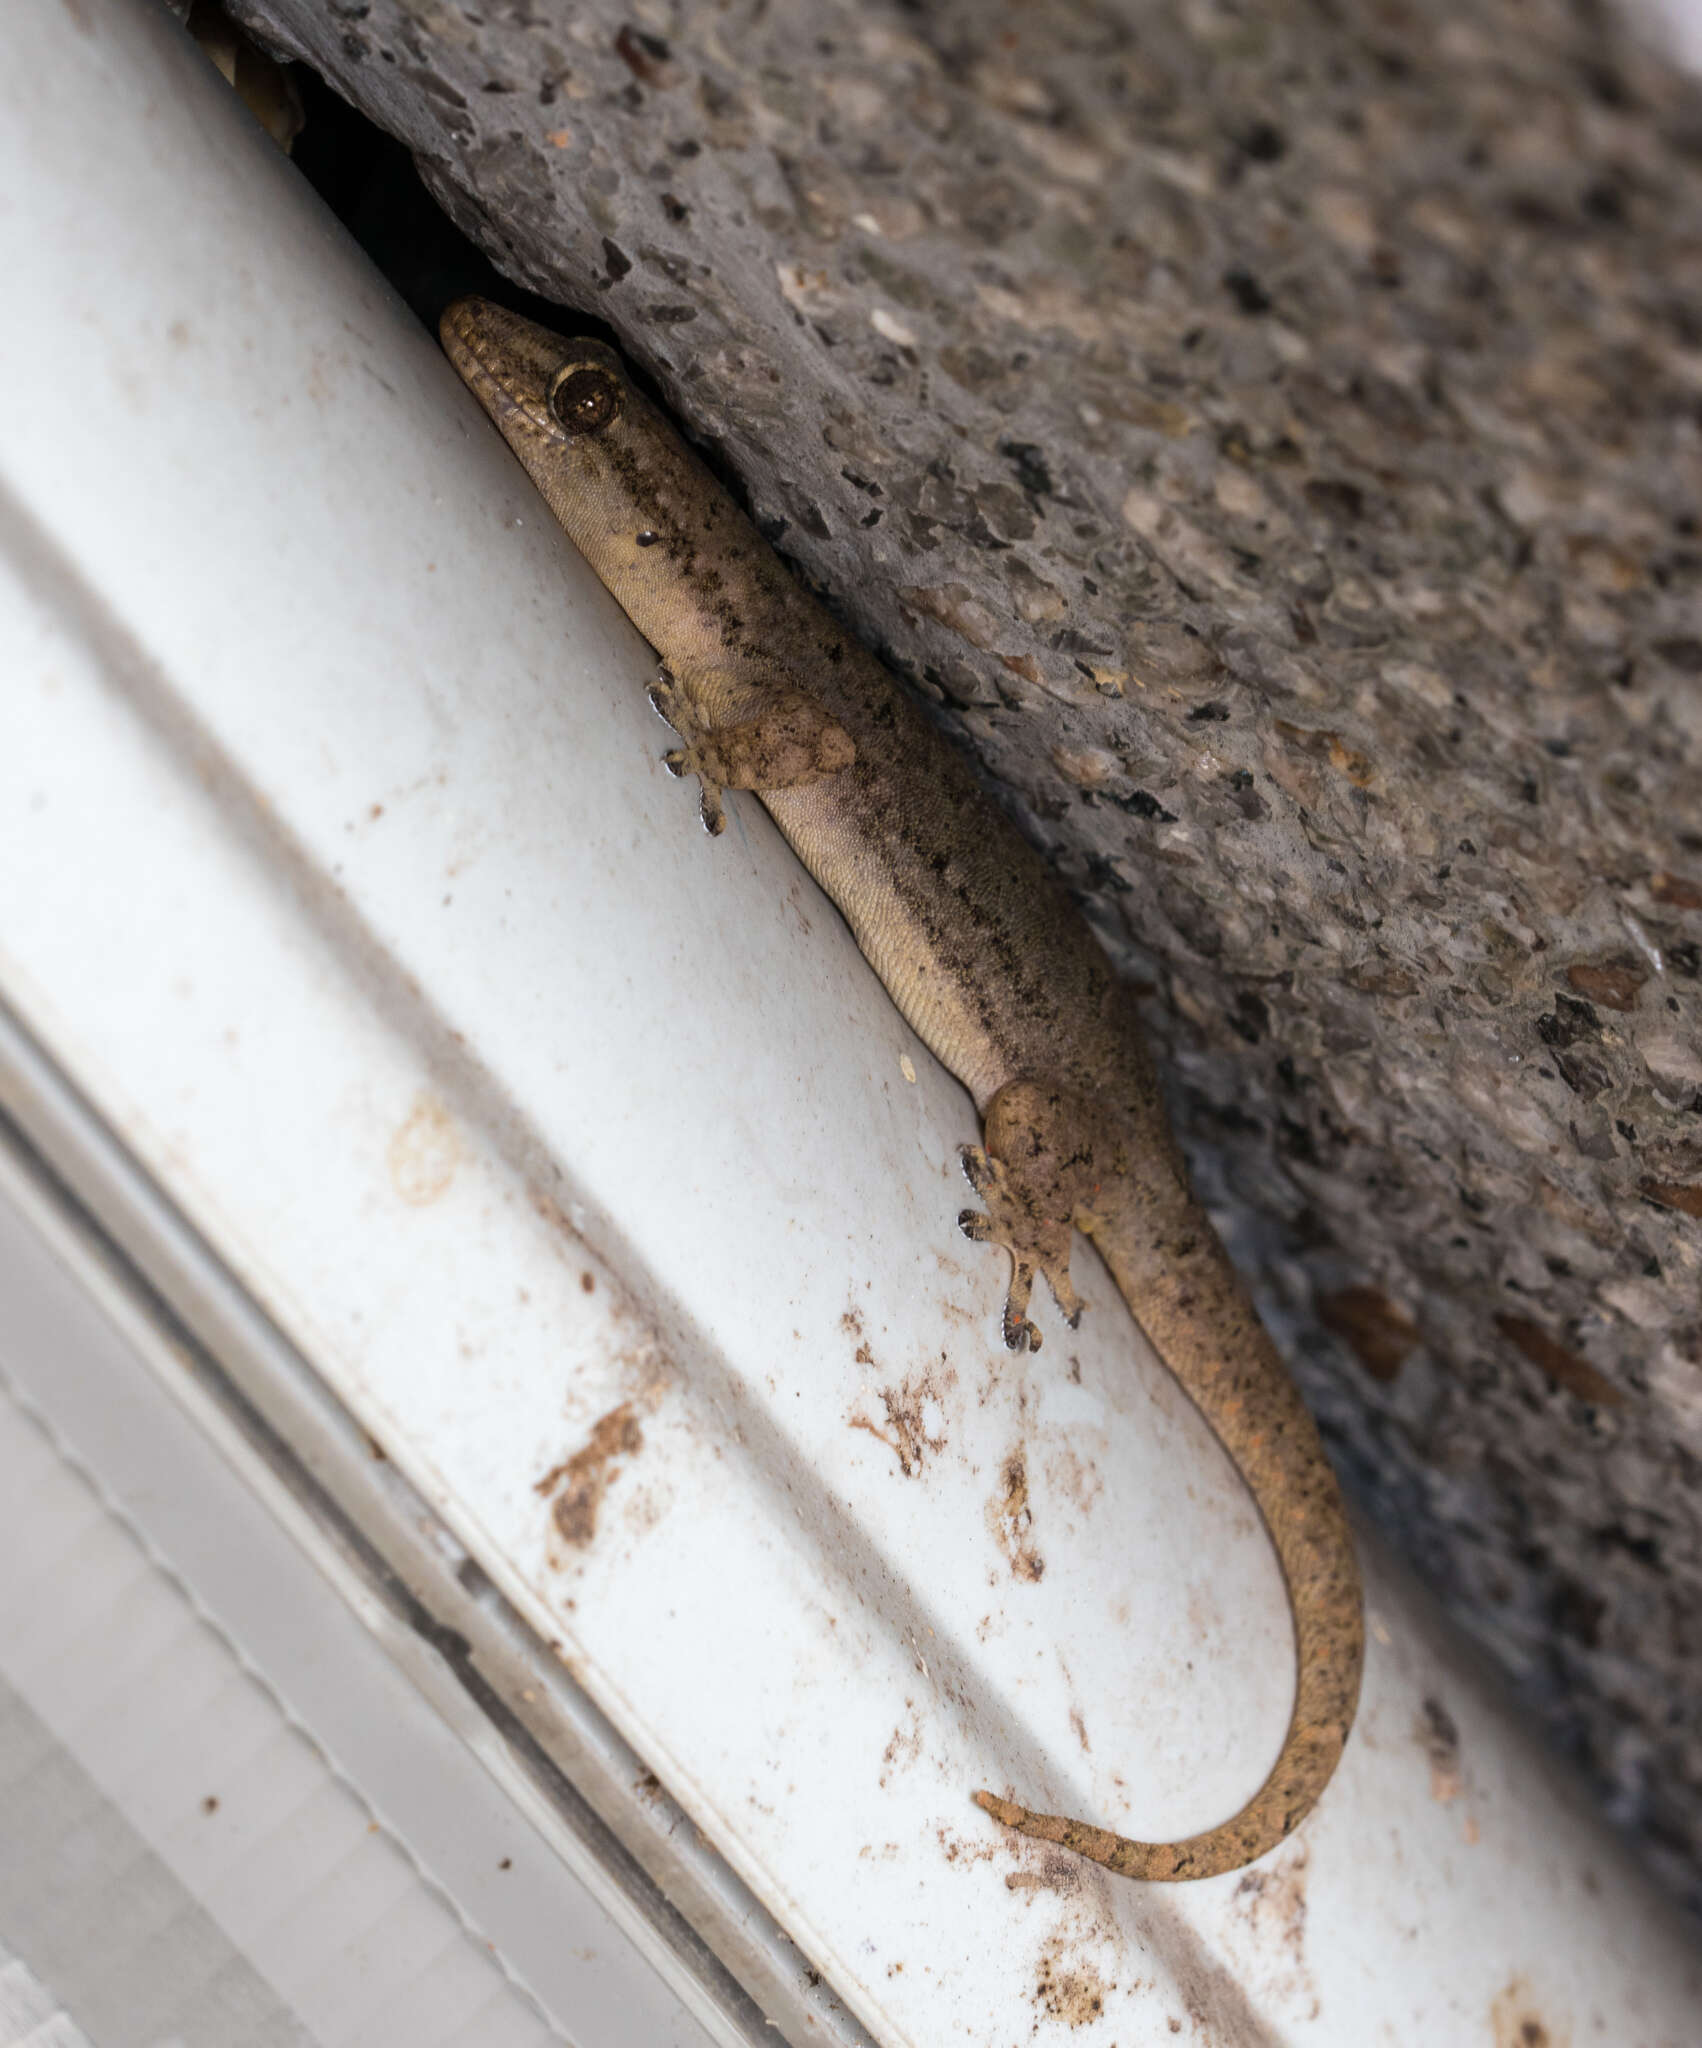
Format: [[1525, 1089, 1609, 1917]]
[[440, 298, 1363, 1883]]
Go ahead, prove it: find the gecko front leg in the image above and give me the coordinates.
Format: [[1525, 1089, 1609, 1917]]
[[648, 668, 854, 836]]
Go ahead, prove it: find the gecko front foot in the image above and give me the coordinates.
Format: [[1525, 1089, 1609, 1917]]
[[648, 672, 728, 835]]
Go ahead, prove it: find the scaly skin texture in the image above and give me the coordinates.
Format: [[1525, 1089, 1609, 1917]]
[[441, 298, 1364, 1882]]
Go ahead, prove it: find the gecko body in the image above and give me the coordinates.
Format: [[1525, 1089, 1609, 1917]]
[[441, 298, 1363, 1882]]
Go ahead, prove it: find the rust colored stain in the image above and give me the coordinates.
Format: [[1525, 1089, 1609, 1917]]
[[1493, 1315, 1622, 1407], [1318, 1286, 1419, 1381], [536, 1401, 644, 1547], [1490, 1975, 1568, 2048], [1649, 869, 1702, 909], [386, 1093, 459, 1206], [1640, 1176, 1702, 1219], [1564, 955, 1647, 1011], [988, 1447, 1045, 1581]]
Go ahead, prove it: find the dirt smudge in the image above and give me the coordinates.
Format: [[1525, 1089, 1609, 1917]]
[[1043, 1439, 1104, 1517], [387, 1092, 460, 1205], [1417, 1695, 1463, 1804], [988, 1445, 1045, 1580], [879, 1700, 922, 1787], [1233, 1841, 1317, 2020], [850, 1361, 954, 1476], [1034, 1931, 1114, 2026], [1490, 1975, 1568, 2048], [537, 1400, 644, 1546]]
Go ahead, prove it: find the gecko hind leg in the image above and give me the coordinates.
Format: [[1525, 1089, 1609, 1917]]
[[648, 669, 855, 837], [959, 1081, 1103, 1351]]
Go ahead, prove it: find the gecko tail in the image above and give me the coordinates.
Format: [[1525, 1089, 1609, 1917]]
[[971, 1697, 1351, 1881], [966, 1077, 1364, 1883], [968, 1346, 1363, 1883]]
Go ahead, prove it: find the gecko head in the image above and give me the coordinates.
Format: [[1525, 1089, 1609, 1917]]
[[440, 298, 630, 451], [441, 299, 697, 593]]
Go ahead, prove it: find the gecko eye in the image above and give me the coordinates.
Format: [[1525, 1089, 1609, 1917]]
[[549, 363, 623, 436]]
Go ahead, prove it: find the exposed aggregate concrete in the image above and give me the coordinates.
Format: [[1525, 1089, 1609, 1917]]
[[230, 0, 1702, 1906]]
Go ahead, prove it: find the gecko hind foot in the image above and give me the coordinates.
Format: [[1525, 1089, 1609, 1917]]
[[648, 670, 854, 834], [959, 1138, 1083, 1351], [648, 676, 728, 834]]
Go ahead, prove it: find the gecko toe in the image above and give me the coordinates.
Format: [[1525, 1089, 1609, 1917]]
[[960, 1144, 996, 1196], [962, 1090, 1097, 1353], [647, 678, 683, 732], [1047, 1268, 1085, 1326], [1000, 1257, 1039, 1350], [1004, 1305, 1041, 1352], [648, 688, 730, 833]]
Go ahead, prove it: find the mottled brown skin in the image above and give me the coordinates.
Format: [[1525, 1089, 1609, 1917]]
[[441, 299, 1363, 1883]]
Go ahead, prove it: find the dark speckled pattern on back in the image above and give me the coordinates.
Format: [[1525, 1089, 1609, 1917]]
[[442, 297, 1363, 1882]]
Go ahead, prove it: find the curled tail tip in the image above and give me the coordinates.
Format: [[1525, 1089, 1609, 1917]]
[[973, 1780, 1321, 1884], [972, 1787, 1026, 1828], [974, 1788, 1075, 1851]]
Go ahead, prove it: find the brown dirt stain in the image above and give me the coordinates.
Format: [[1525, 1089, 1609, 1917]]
[[879, 1700, 922, 1788], [1034, 1932, 1113, 2027], [1043, 1440, 1104, 1517], [1233, 1842, 1317, 2020], [536, 1401, 644, 1546], [841, 1305, 877, 1368], [935, 1824, 1000, 1866], [848, 1359, 955, 1477], [1490, 1975, 1569, 2048], [387, 1093, 459, 1205], [988, 1446, 1045, 1581], [1416, 1695, 1463, 1804]]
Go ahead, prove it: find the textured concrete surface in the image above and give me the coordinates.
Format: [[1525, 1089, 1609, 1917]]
[[226, 0, 1702, 1908]]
